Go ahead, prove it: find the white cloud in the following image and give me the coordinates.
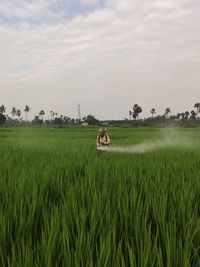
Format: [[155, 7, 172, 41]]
[[0, 1, 50, 20], [0, 0, 200, 119], [0, 0, 102, 25]]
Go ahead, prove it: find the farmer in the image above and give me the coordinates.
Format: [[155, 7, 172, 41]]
[[96, 128, 110, 149]]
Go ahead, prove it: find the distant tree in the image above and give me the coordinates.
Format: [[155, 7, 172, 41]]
[[0, 105, 6, 114], [16, 109, 21, 119], [24, 105, 30, 121], [63, 116, 72, 124], [39, 110, 45, 121], [194, 103, 200, 117], [63, 116, 67, 123], [59, 115, 64, 127], [75, 118, 80, 124], [181, 112, 185, 120], [133, 104, 138, 113], [0, 113, 6, 125], [170, 115, 176, 120], [164, 108, 171, 118], [54, 117, 63, 126], [83, 114, 99, 125], [132, 104, 142, 120], [136, 106, 142, 119], [132, 113, 138, 119], [190, 110, 196, 120], [11, 107, 17, 118], [185, 111, 190, 120], [150, 108, 156, 118], [32, 115, 42, 125], [176, 113, 181, 120]]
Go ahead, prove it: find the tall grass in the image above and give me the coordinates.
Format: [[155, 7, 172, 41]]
[[0, 127, 199, 266]]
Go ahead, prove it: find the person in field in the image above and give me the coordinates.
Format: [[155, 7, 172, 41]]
[[96, 128, 110, 149]]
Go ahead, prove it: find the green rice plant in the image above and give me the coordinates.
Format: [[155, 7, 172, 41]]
[[0, 127, 199, 266]]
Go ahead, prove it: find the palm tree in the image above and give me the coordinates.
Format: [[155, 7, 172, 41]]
[[136, 106, 142, 119], [24, 105, 30, 121], [133, 104, 138, 112], [16, 109, 21, 119], [0, 105, 6, 114], [194, 103, 200, 118], [164, 108, 171, 118], [39, 110, 45, 121], [190, 110, 196, 120], [150, 108, 156, 118], [132, 104, 142, 120], [11, 107, 17, 118]]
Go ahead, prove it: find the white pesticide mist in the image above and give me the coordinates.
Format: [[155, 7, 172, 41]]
[[108, 139, 175, 154], [107, 129, 193, 154]]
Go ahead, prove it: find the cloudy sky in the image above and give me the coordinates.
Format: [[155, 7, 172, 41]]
[[0, 0, 200, 120]]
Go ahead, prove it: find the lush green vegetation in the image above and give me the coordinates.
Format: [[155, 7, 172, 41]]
[[0, 127, 200, 266]]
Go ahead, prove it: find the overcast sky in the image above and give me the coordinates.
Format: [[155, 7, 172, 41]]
[[0, 0, 200, 120]]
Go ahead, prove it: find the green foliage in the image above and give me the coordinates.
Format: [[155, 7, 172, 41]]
[[82, 114, 99, 125], [0, 113, 6, 125], [0, 127, 199, 266]]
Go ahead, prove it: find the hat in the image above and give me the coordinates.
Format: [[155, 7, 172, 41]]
[[99, 128, 106, 134]]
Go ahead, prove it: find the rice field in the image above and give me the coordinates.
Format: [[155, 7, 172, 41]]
[[0, 127, 200, 266]]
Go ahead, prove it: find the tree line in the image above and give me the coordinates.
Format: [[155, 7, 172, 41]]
[[0, 105, 99, 126], [0, 103, 199, 126], [128, 103, 200, 121]]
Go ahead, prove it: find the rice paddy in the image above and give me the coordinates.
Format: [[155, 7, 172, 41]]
[[0, 127, 200, 266]]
